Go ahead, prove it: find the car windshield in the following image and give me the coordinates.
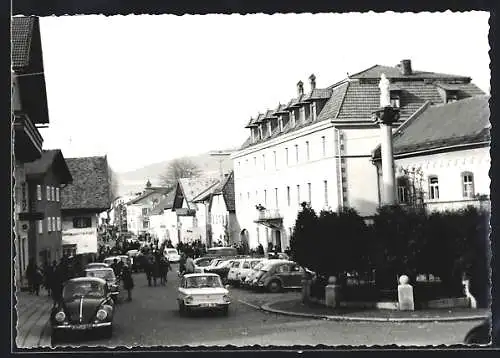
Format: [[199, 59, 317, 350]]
[[86, 269, 115, 281], [63, 281, 105, 299], [185, 276, 223, 288], [167, 249, 178, 254]]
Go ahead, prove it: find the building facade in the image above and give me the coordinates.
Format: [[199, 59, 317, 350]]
[[232, 60, 485, 251], [372, 95, 490, 212], [12, 16, 50, 288], [23, 150, 73, 266], [61, 156, 113, 256], [125, 181, 169, 236]]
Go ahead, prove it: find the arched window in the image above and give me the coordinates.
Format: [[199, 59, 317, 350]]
[[462, 172, 475, 198], [428, 176, 439, 200]]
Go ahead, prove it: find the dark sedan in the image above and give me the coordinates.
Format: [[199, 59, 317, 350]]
[[51, 277, 115, 342], [253, 260, 305, 293]]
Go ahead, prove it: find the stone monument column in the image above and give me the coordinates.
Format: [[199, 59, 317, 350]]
[[375, 74, 399, 205]]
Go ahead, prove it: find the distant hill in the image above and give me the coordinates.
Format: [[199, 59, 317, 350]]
[[117, 151, 235, 196]]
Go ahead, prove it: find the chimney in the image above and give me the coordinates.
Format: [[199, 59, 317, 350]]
[[297, 81, 304, 96], [309, 74, 316, 91], [400, 59, 412, 75]]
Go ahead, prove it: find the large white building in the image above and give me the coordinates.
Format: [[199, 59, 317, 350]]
[[231, 60, 485, 252]]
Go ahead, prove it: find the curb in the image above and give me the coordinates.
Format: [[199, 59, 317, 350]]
[[260, 300, 488, 323]]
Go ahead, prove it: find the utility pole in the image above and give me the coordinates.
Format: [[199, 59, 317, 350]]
[[209, 150, 233, 180]]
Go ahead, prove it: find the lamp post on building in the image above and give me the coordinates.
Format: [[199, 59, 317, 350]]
[[373, 74, 400, 205]]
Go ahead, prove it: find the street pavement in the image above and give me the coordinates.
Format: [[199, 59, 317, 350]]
[[43, 264, 482, 347], [15, 288, 52, 349]]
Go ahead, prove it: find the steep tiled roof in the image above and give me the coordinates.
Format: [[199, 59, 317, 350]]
[[24, 149, 72, 184], [221, 171, 235, 212], [350, 64, 471, 80], [372, 95, 490, 159], [126, 187, 169, 205], [239, 62, 485, 150], [150, 190, 176, 215], [179, 177, 219, 203], [11, 16, 35, 69], [61, 156, 112, 211]]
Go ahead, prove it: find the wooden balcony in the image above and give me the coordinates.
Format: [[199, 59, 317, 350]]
[[254, 208, 283, 223]]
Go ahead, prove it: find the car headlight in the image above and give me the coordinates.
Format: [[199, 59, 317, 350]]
[[184, 296, 193, 304], [223, 295, 231, 303], [55, 311, 66, 322], [96, 309, 108, 320]]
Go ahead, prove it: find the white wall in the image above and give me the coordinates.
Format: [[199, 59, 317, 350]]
[[62, 213, 99, 254], [210, 194, 228, 243], [393, 146, 490, 211]]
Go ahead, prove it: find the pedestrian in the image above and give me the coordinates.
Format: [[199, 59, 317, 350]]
[[145, 251, 154, 287], [44, 261, 56, 297], [184, 253, 195, 274], [51, 262, 64, 307], [160, 256, 171, 285], [121, 265, 134, 301], [25, 258, 36, 294], [111, 258, 119, 277], [32, 266, 43, 296]]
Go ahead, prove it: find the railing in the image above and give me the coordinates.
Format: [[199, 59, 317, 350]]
[[256, 208, 283, 221]]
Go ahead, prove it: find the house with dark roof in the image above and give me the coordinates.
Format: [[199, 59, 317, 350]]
[[149, 190, 177, 244], [125, 180, 169, 236], [17, 150, 72, 284], [60, 156, 113, 257], [372, 95, 490, 212], [192, 172, 240, 247], [231, 59, 485, 252]]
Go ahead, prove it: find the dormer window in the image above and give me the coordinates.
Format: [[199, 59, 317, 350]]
[[267, 121, 272, 137], [290, 111, 296, 126], [278, 118, 283, 132], [390, 95, 400, 108], [300, 107, 306, 123], [311, 102, 317, 121], [446, 93, 458, 103]]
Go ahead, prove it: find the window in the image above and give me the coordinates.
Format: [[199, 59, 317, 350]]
[[51, 187, 56, 202], [36, 185, 42, 200], [262, 154, 266, 170], [274, 188, 278, 207], [287, 186, 291, 206], [57, 217, 61, 231], [306, 141, 310, 160], [276, 264, 290, 273], [247, 192, 250, 200], [285, 148, 289, 166], [47, 217, 52, 232], [324, 180, 328, 207], [308, 183, 312, 203], [243, 262, 250, 269], [290, 111, 295, 126], [143, 220, 149, 229], [55, 187, 60, 202], [397, 186, 409, 204], [253, 157, 256, 167], [264, 190, 267, 205], [73, 217, 92, 228], [321, 136, 326, 157], [46, 186, 51, 201], [462, 172, 475, 198], [37, 220, 43, 234], [297, 185, 300, 204], [390, 96, 400, 108], [429, 176, 439, 200], [278, 118, 283, 132], [295, 144, 299, 163], [273, 151, 277, 169], [311, 102, 317, 121], [142, 208, 149, 216]]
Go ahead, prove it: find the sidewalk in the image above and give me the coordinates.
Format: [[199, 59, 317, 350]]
[[14, 288, 53, 348], [261, 298, 490, 323]]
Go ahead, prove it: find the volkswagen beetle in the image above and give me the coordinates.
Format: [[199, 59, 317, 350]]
[[51, 277, 115, 342]]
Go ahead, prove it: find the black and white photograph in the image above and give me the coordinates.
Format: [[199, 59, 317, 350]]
[[12, 10, 494, 350]]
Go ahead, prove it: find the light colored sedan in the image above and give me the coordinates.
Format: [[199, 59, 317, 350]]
[[164, 248, 181, 263], [177, 273, 231, 316], [238, 259, 265, 284], [227, 259, 246, 285], [243, 260, 268, 287]]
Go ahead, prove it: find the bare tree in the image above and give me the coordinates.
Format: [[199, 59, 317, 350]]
[[159, 158, 202, 190]]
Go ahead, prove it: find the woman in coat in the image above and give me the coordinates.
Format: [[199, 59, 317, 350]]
[[121, 265, 134, 301]]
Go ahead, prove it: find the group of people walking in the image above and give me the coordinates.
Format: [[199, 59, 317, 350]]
[[141, 249, 171, 287]]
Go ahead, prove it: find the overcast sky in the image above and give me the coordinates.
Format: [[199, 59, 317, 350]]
[[38, 12, 490, 173]]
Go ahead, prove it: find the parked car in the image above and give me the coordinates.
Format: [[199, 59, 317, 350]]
[[253, 260, 305, 293], [164, 248, 181, 263], [204, 259, 236, 283], [227, 259, 246, 285], [267, 252, 290, 260], [51, 277, 114, 342], [243, 260, 268, 287], [85, 268, 120, 300], [206, 247, 238, 257], [177, 273, 231, 316], [237, 258, 265, 285], [104, 255, 131, 268], [85, 262, 110, 270]]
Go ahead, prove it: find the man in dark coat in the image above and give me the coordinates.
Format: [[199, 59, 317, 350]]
[[121, 265, 134, 301], [26, 258, 36, 294]]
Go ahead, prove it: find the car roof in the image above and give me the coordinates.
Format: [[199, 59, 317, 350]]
[[183, 273, 220, 278], [85, 267, 114, 272], [68, 277, 107, 284]]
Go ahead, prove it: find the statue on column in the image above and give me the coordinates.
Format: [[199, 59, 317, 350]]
[[378, 73, 391, 108]]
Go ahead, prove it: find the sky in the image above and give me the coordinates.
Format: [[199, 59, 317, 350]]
[[38, 11, 491, 173]]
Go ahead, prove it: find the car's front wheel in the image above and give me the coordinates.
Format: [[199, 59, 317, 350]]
[[267, 280, 282, 293]]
